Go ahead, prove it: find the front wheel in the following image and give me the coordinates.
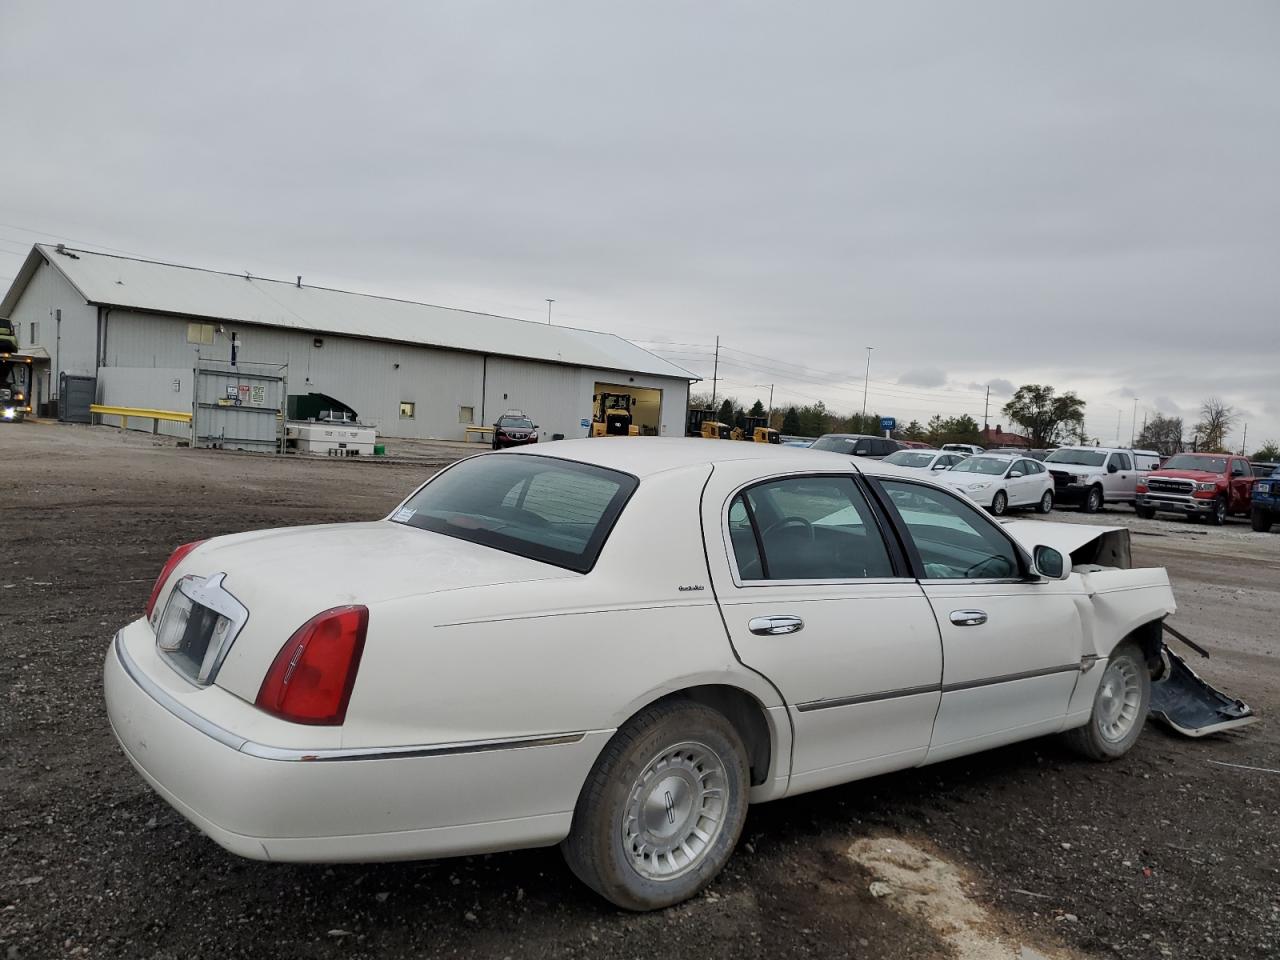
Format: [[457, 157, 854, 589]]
[[1062, 640, 1150, 761], [1211, 497, 1228, 526], [561, 700, 750, 911], [1253, 507, 1274, 533], [1080, 486, 1103, 514], [990, 490, 1008, 516], [1036, 490, 1054, 514]]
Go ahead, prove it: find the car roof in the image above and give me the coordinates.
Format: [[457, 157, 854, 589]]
[[499, 436, 862, 478], [817, 433, 882, 440]]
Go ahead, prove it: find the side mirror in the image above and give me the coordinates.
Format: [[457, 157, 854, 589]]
[[1008, 470, 1023, 478], [1107, 463, 1118, 473], [1032, 545, 1069, 580], [533, 424, 540, 430]]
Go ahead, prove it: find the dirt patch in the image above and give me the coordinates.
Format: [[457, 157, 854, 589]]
[[2, 422, 1278, 959]]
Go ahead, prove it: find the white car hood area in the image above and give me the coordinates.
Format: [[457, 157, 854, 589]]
[[1001, 519, 1132, 568]]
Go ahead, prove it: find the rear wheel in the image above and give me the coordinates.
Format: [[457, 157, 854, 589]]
[[990, 490, 1008, 516], [1036, 490, 1054, 514], [1252, 507, 1274, 532], [1063, 640, 1150, 761], [561, 700, 749, 911], [1135, 506, 1156, 520]]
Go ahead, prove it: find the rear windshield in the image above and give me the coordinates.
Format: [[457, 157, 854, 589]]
[[885, 451, 937, 468], [1045, 448, 1106, 467], [1162, 454, 1227, 473], [392, 454, 637, 572]]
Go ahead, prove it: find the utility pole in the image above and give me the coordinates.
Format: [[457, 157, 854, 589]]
[[983, 385, 990, 431], [1241, 422, 1248, 456], [1130, 397, 1138, 447], [710, 336, 720, 407], [1115, 410, 1121, 446], [861, 346, 873, 424], [545, 299, 554, 324], [767, 383, 774, 425]]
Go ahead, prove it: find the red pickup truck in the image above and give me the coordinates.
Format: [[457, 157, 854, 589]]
[[1135, 452, 1256, 524]]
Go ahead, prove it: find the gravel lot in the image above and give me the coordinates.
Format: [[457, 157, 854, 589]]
[[2, 423, 1277, 959]]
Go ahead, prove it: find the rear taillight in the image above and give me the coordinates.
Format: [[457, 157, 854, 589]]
[[145, 540, 207, 619], [255, 606, 368, 725]]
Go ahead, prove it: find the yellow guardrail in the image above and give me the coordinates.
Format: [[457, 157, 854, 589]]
[[90, 404, 193, 430], [464, 426, 495, 443]]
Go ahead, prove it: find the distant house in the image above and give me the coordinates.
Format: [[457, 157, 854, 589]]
[[980, 424, 1032, 448]]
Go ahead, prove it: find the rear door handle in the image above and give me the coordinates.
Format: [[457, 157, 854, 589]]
[[748, 615, 804, 636], [949, 609, 988, 627]]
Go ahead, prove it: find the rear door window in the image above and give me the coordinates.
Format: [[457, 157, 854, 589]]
[[730, 476, 895, 581]]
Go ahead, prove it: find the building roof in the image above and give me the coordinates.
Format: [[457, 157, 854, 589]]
[[979, 425, 1031, 447], [0, 244, 697, 381]]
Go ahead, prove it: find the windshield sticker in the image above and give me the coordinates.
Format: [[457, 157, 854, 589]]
[[392, 507, 416, 523]]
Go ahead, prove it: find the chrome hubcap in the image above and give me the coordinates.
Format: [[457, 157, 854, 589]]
[[1096, 658, 1142, 742], [623, 741, 727, 880]]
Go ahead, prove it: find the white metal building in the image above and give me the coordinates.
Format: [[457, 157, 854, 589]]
[[0, 244, 695, 441]]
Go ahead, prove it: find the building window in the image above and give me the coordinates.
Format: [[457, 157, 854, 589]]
[[400, 402, 415, 419], [187, 322, 215, 345], [28, 322, 39, 345], [458, 405, 474, 424]]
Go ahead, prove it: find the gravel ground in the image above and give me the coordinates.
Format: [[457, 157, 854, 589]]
[[2, 423, 1277, 959]]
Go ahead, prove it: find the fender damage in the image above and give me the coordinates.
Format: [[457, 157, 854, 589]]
[[1002, 519, 1258, 738]]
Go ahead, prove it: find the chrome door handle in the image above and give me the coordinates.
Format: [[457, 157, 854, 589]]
[[949, 610, 988, 627], [748, 615, 804, 636]]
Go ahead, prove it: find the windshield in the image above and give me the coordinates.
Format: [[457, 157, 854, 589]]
[[884, 451, 937, 468], [811, 436, 857, 453], [392, 454, 637, 572], [1161, 454, 1227, 474], [1045, 448, 1106, 467], [498, 417, 534, 429], [949, 456, 1009, 476]]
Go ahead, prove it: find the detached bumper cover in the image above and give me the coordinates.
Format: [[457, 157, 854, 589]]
[[1149, 640, 1259, 738]]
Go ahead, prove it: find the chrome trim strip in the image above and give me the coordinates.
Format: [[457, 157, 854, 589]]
[[113, 633, 588, 763], [794, 663, 1083, 712], [940, 663, 1082, 693], [796, 683, 941, 712]]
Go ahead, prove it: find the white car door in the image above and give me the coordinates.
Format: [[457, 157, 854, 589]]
[[702, 465, 944, 796], [1105, 452, 1135, 503], [871, 478, 1086, 764], [1007, 459, 1039, 505]]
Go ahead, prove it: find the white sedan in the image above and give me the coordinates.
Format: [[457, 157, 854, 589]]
[[105, 439, 1173, 910], [882, 448, 968, 472], [934, 452, 1055, 515]]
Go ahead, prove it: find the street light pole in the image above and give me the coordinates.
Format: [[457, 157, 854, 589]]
[[861, 346, 873, 424], [1130, 397, 1139, 447], [546, 299, 555, 324]]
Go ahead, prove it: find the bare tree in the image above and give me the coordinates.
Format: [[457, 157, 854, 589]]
[[1195, 398, 1236, 451]]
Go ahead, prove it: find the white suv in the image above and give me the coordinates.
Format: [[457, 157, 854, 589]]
[[1043, 447, 1152, 513]]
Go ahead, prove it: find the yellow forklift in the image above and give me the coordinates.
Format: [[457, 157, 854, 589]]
[[0, 352, 34, 423], [591, 392, 640, 437], [700, 420, 732, 439]]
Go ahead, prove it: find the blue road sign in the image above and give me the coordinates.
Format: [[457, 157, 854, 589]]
[[880, 417, 897, 432]]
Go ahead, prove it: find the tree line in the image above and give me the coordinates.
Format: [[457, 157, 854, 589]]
[[693, 387, 1276, 458]]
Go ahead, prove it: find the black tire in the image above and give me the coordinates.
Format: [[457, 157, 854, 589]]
[[1252, 507, 1274, 533], [561, 700, 750, 911], [1210, 496, 1228, 526], [1036, 490, 1054, 514], [990, 490, 1008, 516], [1135, 506, 1156, 520], [1062, 640, 1150, 761], [1080, 485, 1103, 514]]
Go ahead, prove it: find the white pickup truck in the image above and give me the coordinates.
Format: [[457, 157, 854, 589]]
[[1043, 447, 1162, 513]]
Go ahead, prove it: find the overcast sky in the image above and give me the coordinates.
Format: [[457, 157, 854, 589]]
[[2, 1, 1277, 446]]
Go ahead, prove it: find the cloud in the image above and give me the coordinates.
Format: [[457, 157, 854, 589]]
[[987, 379, 1015, 395], [898, 367, 948, 388]]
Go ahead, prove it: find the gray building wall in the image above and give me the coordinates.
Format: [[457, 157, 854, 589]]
[[5, 258, 98, 405], [98, 309, 691, 442], [96, 366, 193, 439]]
